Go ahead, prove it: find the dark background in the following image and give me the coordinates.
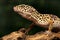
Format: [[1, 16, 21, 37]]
[[0, 0, 60, 37]]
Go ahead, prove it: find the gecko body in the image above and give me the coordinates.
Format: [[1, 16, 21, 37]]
[[13, 4, 60, 30]]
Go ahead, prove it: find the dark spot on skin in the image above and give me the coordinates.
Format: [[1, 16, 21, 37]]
[[40, 14, 43, 16], [52, 21, 54, 23], [29, 9, 34, 13], [42, 20, 45, 22], [46, 17, 49, 19], [26, 15, 31, 17], [41, 20, 42, 21], [50, 15, 58, 20], [39, 18, 41, 20], [24, 8, 27, 10]]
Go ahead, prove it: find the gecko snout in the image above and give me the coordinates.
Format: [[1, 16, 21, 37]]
[[13, 6, 20, 12], [13, 6, 16, 11], [13, 5, 27, 13]]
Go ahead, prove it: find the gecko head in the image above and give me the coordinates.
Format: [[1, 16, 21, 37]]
[[13, 4, 38, 19]]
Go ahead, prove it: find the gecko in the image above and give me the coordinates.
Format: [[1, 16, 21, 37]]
[[13, 4, 60, 33]]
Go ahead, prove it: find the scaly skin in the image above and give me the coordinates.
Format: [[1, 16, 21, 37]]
[[13, 4, 60, 32]]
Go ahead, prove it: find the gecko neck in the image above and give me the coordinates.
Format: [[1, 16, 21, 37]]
[[31, 12, 42, 21]]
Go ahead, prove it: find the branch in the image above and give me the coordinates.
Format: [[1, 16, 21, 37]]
[[0, 28, 60, 40], [26, 31, 60, 40]]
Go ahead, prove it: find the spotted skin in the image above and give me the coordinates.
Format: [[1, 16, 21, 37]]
[[13, 4, 60, 31]]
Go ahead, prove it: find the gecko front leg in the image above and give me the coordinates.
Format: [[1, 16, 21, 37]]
[[25, 23, 35, 34], [48, 20, 53, 32], [44, 20, 54, 38]]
